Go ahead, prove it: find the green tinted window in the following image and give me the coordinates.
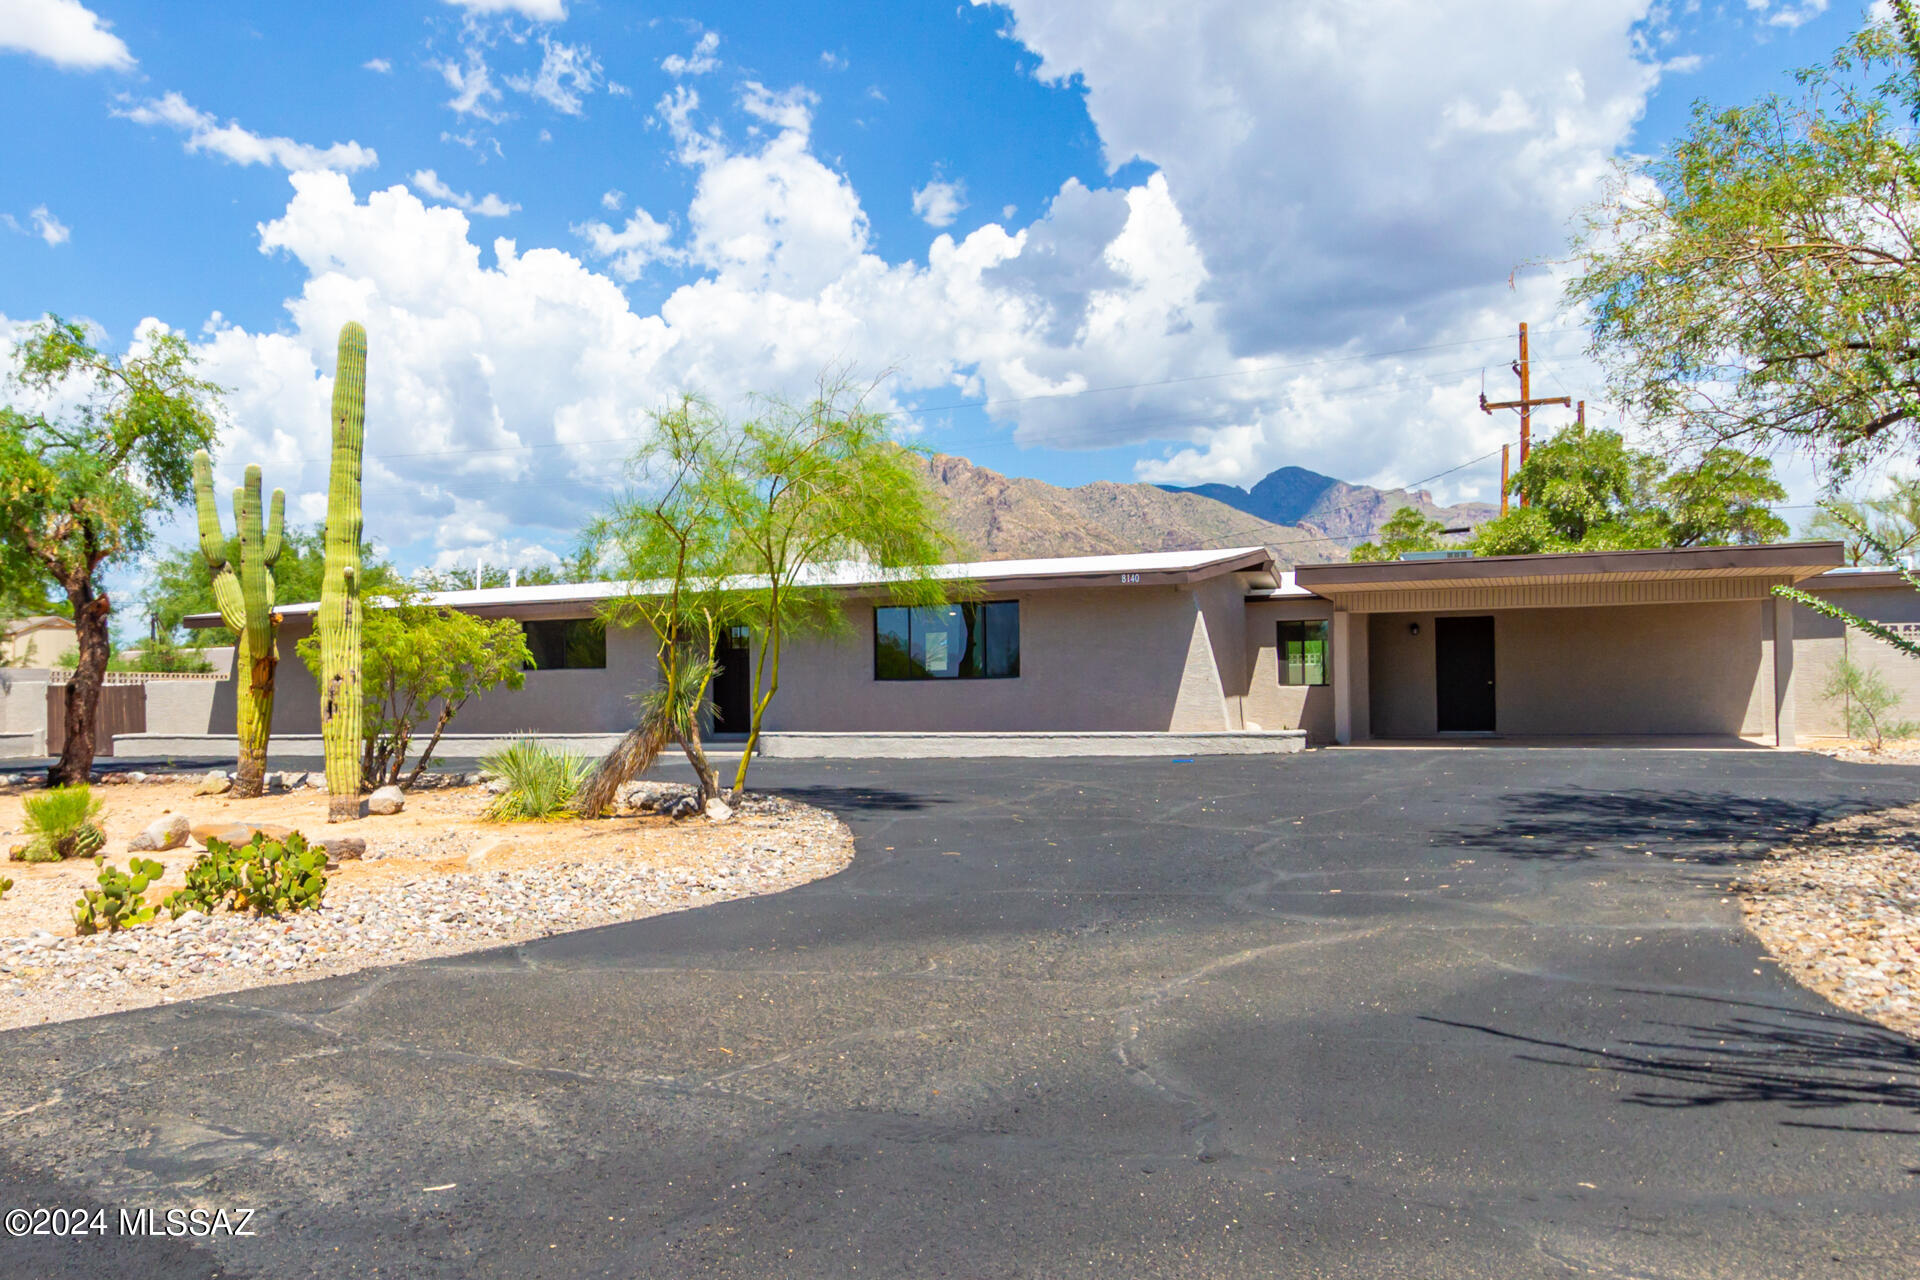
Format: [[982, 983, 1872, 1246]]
[[1277, 620, 1328, 686]]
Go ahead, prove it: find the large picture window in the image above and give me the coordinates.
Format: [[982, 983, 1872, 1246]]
[[1277, 619, 1328, 686], [522, 618, 607, 670], [875, 601, 1019, 680]]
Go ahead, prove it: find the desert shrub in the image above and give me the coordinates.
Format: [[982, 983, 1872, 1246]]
[[1821, 658, 1920, 751], [16, 785, 105, 861], [481, 738, 592, 820], [73, 857, 164, 934], [0, 874, 11, 901], [165, 832, 327, 918]]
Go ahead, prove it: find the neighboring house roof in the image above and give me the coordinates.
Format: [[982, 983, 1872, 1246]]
[[183, 546, 1282, 627], [1, 615, 75, 638]]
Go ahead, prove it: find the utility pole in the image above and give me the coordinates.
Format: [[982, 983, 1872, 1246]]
[[1479, 322, 1570, 507], [1499, 444, 1511, 516]]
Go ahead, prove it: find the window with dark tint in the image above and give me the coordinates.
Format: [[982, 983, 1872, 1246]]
[[522, 618, 607, 670], [1277, 619, 1328, 686], [874, 601, 1019, 680]]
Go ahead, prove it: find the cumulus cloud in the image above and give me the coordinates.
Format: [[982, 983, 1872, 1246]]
[[506, 35, 602, 114], [980, 0, 1659, 355], [114, 92, 379, 172], [440, 0, 565, 20], [363, 57, 392, 73], [662, 29, 720, 76], [180, 44, 1631, 571], [0, 0, 134, 71], [912, 175, 968, 228], [410, 169, 519, 217], [600, 189, 624, 211], [572, 208, 675, 281]]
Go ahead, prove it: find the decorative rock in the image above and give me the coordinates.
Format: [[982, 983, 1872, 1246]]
[[127, 815, 192, 852], [664, 794, 702, 820], [320, 836, 366, 861], [190, 821, 294, 848], [192, 771, 232, 797], [483, 777, 510, 796], [367, 786, 406, 816], [704, 796, 733, 823]]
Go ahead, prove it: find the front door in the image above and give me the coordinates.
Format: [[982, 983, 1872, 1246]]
[[1435, 615, 1496, 733], [710, 626, 753, 734]]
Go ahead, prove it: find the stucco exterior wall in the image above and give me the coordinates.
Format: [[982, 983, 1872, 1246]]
[[765, 584, 1226, 733], [1366, 601, 1775, 738], [144, 679, 224, 735], [250, 615, 654, 738], [1793, 584, 1920, 738], [1242, 599, 1336, 742]]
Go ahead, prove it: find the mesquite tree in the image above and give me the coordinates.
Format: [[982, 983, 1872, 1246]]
[[192, 451, 285, 797], [0, 319, 220, 784], [319, 322, 366, 822], [1566, 8, 1920, 477]]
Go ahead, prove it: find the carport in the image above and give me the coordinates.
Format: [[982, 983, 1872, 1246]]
[[1291, 542, 1844, 746]]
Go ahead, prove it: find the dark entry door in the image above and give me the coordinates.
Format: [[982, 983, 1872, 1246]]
[[710, 626, 752, 734], [1434, 615, 1496, 733]]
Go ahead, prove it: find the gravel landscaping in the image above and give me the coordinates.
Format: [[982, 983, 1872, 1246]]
[[0, 773, 853, 1030], [1740, 799, 1920, 1040]]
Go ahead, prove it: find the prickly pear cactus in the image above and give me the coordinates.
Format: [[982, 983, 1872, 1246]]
[[73, 856, 164, 934], [194, 450, 286, 799], [320, 322, 367, 822]]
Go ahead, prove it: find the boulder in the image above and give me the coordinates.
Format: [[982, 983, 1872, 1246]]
[[190, 821, 294, 849], [192, 771, 232, 797], [663, 794, 702, 820], [319, 836, 365, 861], [127, 814, 192, 852], [367, 786, 405, 816], [704, 796, 734, 823]]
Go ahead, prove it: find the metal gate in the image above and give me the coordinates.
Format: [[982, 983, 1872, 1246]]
[[45, 683, 147, 757]]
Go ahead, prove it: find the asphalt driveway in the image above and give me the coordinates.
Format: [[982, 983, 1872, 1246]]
[[3, 749, 1919, 1278]]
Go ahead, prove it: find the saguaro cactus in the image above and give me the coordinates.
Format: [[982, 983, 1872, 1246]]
[[319, 321, 367, 822], [194, 450, 286, 799]]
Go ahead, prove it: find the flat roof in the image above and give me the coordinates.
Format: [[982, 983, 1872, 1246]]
[[1804, 565, 1916, 590], [184, 545, 1279, 627], [1293, 540, 1844, 594]]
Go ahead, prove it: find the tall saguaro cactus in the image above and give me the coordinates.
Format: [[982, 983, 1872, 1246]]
[[193, 450, 286, 799], [320, 322, 367, 822]]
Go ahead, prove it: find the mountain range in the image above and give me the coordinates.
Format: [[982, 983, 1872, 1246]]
[[921, 455, 1498, 564]]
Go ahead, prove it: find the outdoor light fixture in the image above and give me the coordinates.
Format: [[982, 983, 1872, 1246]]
[[1409, 622, 1421, 637]]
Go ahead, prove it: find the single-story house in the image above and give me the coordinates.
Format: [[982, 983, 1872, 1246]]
[[1, 615, 76, 667], [164, 538, 1920, 752]]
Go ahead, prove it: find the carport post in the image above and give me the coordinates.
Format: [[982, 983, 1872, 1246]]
[[1772, 595, 1796, 748], [1332, 609, 1368, 744]]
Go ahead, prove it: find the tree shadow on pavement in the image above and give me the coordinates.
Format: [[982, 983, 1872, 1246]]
[[1436, 789, 1890, 865], [1424, 991, 1920, 1136]]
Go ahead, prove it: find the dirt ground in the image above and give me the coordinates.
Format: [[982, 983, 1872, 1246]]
[[1, 776, 766, 939]]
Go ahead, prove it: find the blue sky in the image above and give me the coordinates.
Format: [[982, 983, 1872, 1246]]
[[0, 0, 1891, 589]]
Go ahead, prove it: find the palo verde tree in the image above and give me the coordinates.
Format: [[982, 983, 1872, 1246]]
[[0, 318, 220, 784], [574, 397, 744, 816], [1566, 6, 1920, 477], [716, 381, 960, 799]]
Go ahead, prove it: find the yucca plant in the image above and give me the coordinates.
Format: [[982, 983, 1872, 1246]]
[[15, 784, 106, 862], [481, 739, 593, 821]]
